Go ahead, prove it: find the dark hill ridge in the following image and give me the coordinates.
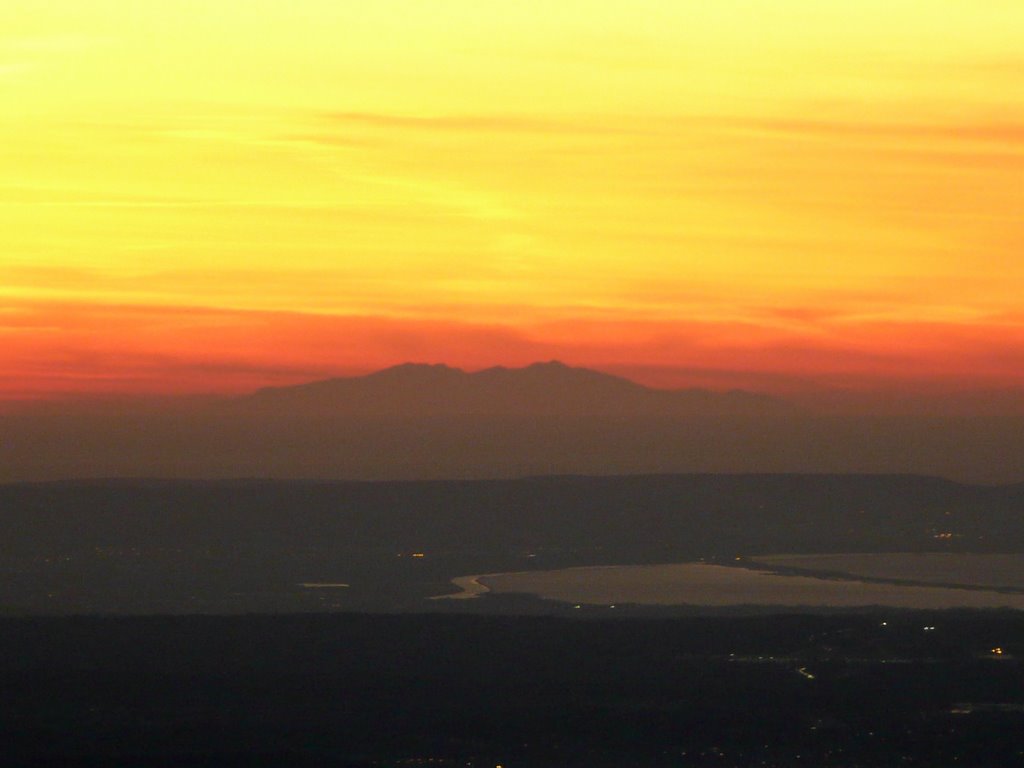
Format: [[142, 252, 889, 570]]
[[3, 473, 1023, 563], [242, 360, 791, 417]]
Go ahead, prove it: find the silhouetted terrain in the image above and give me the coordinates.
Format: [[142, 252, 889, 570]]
[[3, 612, 1024, 766], [2, 363, 1023, 483], [2, 474, 1023, 615], [4, 473, 1024, 765], [243, 361, 789, 417]]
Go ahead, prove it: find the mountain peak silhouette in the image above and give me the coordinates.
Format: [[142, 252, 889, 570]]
[[365, 362, 464, 380], [244, 362, 789, 417]]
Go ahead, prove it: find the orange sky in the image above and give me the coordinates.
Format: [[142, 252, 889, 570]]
[[2, 1, 1023, 399]]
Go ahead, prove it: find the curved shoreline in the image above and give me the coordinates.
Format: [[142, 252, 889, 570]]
[[430, 574, 495, 600], [431, 563, 694, 601], [431, 558, 1024, 610]]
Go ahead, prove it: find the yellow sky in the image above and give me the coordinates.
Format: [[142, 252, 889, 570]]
[[2, 1, 1023, 395]]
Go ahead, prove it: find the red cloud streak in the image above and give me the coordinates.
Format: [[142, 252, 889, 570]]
[[1, 300, 1022, 405]]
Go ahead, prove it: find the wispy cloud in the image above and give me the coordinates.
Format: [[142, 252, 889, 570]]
[[326, 111, 576, 134], [716, 115, 1024, 148]]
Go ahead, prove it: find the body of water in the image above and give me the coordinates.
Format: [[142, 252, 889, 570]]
[[751, 553, 1024, 591], [440, 557, 1024, 610]]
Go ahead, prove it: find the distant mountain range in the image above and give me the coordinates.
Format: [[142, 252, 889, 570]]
[[239, 361, 793, 418], [2, 362, 1023, 484]]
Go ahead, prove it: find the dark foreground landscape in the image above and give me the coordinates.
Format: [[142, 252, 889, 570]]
[[3, 474, 1024, 765], [4, 612, 1024, 767]]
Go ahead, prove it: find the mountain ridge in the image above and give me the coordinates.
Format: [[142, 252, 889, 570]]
[[242, 360, 791, 417]]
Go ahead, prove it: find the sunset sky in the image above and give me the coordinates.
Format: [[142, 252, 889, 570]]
[[3, 1, 1023, 399]]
